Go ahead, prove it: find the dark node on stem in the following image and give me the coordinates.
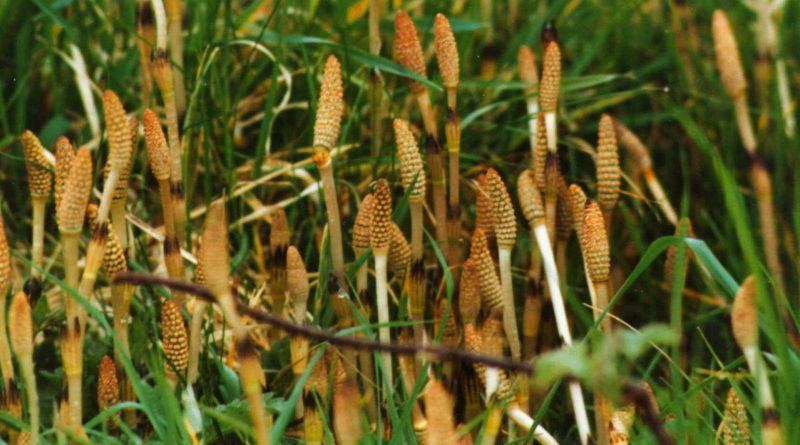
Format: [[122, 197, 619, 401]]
[[623, 381, 675, 445], [235, 337, 259, 359], [447, 204, 461, 220], [303, 391, 317, 406], [150, 48, 168, 62], [163, 236, 180, 254], [541, 21, 559, 45], [425, 136, 442, 155], [92, 221, 109, 241], [327, 273, 340, 296], [447, 108, 458, 123], [23, 278, 42, 307], [170, 180, 185, 198], [481, 44, 500, 61], [762, 407, 780, 426], [137, 1, 154, 27]]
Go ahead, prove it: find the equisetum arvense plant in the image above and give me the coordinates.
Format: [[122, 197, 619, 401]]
[[539, 41, 561, 154], [0, 211, 14, 390], [731, 276, 784, 445], [712, 9, 784, 293], [161, 299, 188, 389], [21, 131, 52, 281], [596, 113, 620, 233], [9, 291, 39, 445], [370, 178, 393, 387]]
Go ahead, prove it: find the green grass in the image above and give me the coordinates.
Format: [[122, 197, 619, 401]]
[[0, 0, 798, 443]]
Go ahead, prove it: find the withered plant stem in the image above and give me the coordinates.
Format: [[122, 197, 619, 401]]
[[187, 300, 207, 384], [164, 0, 185, 114], [318, 160, 346, 288], [158, 180, 187, 305]]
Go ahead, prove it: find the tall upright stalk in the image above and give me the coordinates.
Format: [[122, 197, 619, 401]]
[[519, 45, 540, 159], [0, 212, 13, 389], [518, 170, 591, 445], [21, 131, 52, 280], [712, 10, 784, 293], [9, 291, 39, 445], [164, 0, 185, 114], [370, 179, 393, 387]]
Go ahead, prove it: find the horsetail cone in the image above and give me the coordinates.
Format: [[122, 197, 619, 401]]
[[487, 169, 516, 247], [161, 299, 189, 379], [0, 213, 10, 296], [719, 388, 752, 444], [596, 114, 620, 212], [57, 147, 93, 234], [54, 137, 75, 211], [103, 90, 133, 170], [476, 174, 494, 237], [313, 55, 344, 155], [731, 275, 758, 350], [394, 119, 427, 201], [353, 194, 375, 252], [9, 292, 33, 358], [469, 229, 503, 310], [434, 13, 459, 90], [556, 178, 573, 240], [539, 42, 561, 113], [143, 108, 171, 181], [425, 377, 458, 445], [534, 114, 548, 188], [97, 355, 119, 412], [388, 223, 411, 275], [583, 200, 610, 283], [370, 179, 392, 253], [517, 169, 545, 227], [459, 258, 481, 325], [286, 246, 309, 313], [394, 10, 427, 94], [104, 117, 139, 201], [544, 153, 560, 200], [518, 45, 539, 93], [21, 131, 52, 198], [568, 184, 588, 241], [270, 209, 291, 256], [712, 10, 747, 99], [102, 228, 127, 277]]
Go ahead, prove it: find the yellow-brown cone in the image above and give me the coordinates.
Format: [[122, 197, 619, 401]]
[[9, 292, 33, 358], [712, 10, 747, 99], [539, 42, 561, 113], [21, 131, 52, 198], [731, 275, 758, 350], [57, 147, 93, 234], [425, 377, 457, 445], [518, 45, 539, 94], [143, 108, 171, 181], [469, 229, 503, 310], [394, 119, 426, 201], [394, 10, 427, 93], [370, 179, 392, 253], [54, 136, 75, 211], [434, 13, 459, 90], [353, 194, 375, 252], [476, 174, 495, 238], [103, 90, 133, 170], [582, 200, 610, 283], [97, 355, 119, 412], [313, 55, 345, 153], [161, 299, 189, 379], [517, 169, 544, 227], [0, 212, 10, 297], [596, 114, 620, 212], [459, 258, 481, 325], [487, 169, 516, 248]]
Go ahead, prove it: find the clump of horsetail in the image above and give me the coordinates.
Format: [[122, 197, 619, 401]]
[[581, 199, 615, 444], [203, 202, 271, 444], [143, 108, 187, 306], [731, 276, 784, 445], [0, 212, 14, 389], [517, 170, 592, 444], [712, 10, 783, 293], [596, 113, 620, 232], [394, 118, 427, 344], [97, 356, 119, 413], [21, 131, 52, 281], [9, 291, 39, 445], [486, 168, 522, 360], [161, 299, 188, 389], [519, 45, 540, 157], [150, 17, 187, 248], [568, 184, 599, 308], [394, 11, 447, 243], [371, 179, 394, 387], [716, 388, 751, 445], [539, 41, 561, 153], [312, 55, 347, 289]]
